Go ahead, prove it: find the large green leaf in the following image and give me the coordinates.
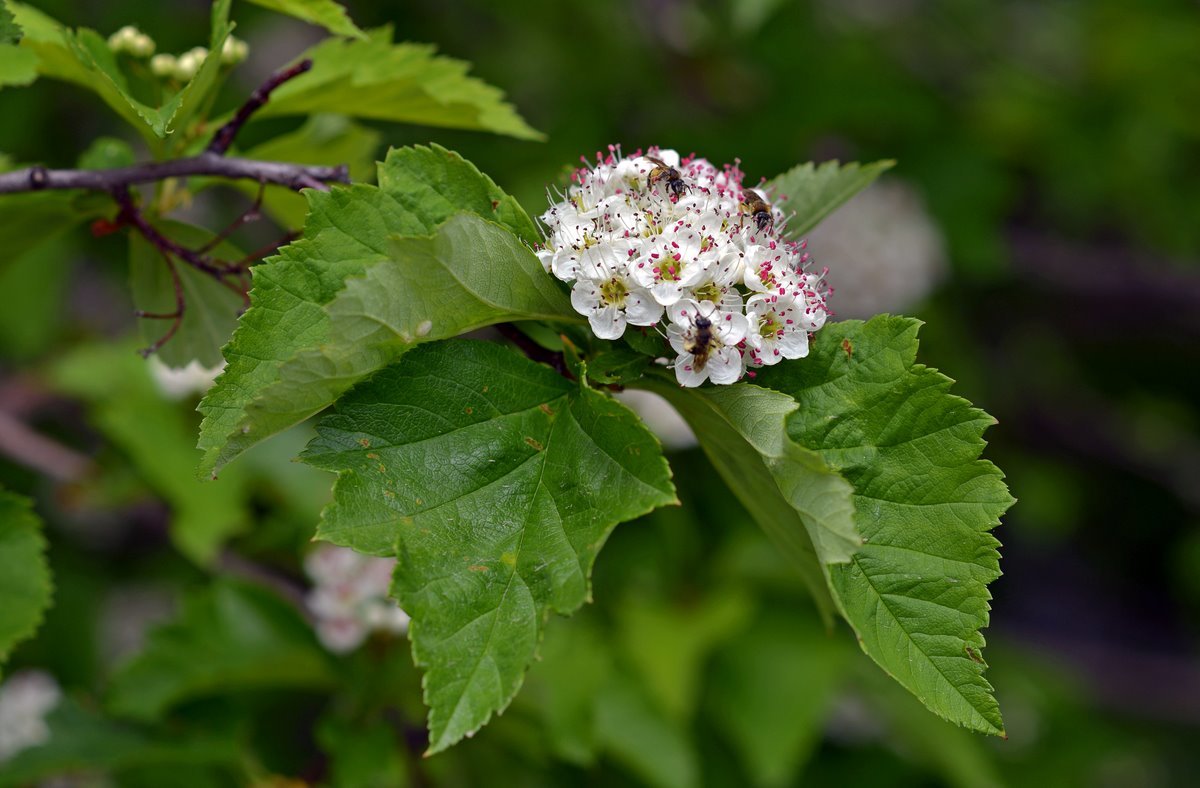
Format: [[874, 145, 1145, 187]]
[[0, 698, 240, 787], [300, 339, 676, 753], [129, 220, 246, 370], [245, 0, 365, 38], [197, 144, 560, 478], [755, 315, 1012, 736], [256, 28, 542, 140], [767, 159, 895, 238], [636, 378, 860, 620], [107, 579, 335, 721], [0, 491, 53, 671]]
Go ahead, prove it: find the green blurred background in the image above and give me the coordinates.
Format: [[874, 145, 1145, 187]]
[[2, 0, 1198, 785]]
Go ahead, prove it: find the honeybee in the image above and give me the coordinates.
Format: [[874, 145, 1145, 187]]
[[741, 188, 773, 232], [644, 156, 687, 200]]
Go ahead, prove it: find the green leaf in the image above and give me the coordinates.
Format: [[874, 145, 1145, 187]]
[[300, 339, 676, 752], [0, 234, 73, 360], [0, 1, 21, 45], [519, 617, 611, 765], [256, 28, 542, 140], [635, 377, 861, 620], [107, 579, 335, 721], [316, 717, 408, 788], [76, 136, 136, 170], [245, 0, 365, 38], [0, 491, 53, 671], [0, 184, 101, 267], [197, 144, 560, 478], [50, 342, 251, 564], [767, 159, 895, 238], [129, 220, 245, 369], [8, 3, 229, 141], [0, 697, 240, 787], [236, 114, 381, 227], [755, 315, 1012, 736], [0, 42, 36, 86], [708, 609, 850, 788], [618, 589, 751, 723], [595, 672, 698, 788]]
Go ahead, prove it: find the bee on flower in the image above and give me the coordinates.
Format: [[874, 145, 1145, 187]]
[[538, 145, 831, 387]]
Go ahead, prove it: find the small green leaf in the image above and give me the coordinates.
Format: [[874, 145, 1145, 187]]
[[586, 347, 650, 385], [129, 220, 245, 370], [197, 144, 559, 478], [756, 315, 1012, 736], [0, 697, 240, 787], [768, 159, 895, 238], [0, 490, 53, 671], [76, 136, 135, 170], [636, 378, 861, 620], [107, 579, 335, 721], [257, 28, 542, 140], [0, 42, 36, 87], [245, 0, 365, 39], [301, 339, 676, 752]]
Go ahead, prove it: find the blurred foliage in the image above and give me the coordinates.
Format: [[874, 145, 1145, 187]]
[[1, 0, 1198, 785]]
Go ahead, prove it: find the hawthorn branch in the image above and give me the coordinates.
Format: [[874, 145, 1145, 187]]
[[0, 59, 346, 196]]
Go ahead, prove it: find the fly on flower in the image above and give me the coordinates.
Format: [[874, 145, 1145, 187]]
[[538, 145, 831, 387]]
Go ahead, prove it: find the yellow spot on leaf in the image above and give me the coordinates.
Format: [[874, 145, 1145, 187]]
[[524, 437, 544, 451]]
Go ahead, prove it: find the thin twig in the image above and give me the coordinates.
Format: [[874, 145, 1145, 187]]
[[0, 153, 348, 195], [135, 244, 187, 359], [196, 181, 265, 255], [0, 410, 93, 483], [207, 59, 313, 156]]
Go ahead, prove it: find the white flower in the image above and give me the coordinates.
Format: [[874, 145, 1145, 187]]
[[613, 389, 697, 450], [570, 242, 663, 339], [148, 357, 225, 399], [538, 145, 831, 387], [304, 545, 410, 654], [805, 179, 946, 319], [744, 293, 813, 365], [0, 671, 60, 762], [667, 299, 748, 387]]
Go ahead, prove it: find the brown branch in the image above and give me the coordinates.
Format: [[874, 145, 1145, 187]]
[[0, 153, 348, 195], [0, 410, 93, 483], [207, 59, 312, 155]]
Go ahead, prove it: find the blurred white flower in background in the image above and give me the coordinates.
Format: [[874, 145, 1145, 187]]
[[98, 586, 176, 669], [614, 389, 698, 451], [148, 357, 224, 400], [304, 544, 410, 654], [806, 179, 947, 320], [0, 670, 61, 762]]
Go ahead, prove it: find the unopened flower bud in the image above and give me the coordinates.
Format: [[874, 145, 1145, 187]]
[[173, 47, 208, 81], [221, 36, 249, 65], [149, 53, 177, 78]]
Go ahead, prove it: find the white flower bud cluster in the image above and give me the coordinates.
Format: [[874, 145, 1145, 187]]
[[538, 147, 830, 387], [147, 37, 247, 82], [0, 671, 60, 762], [304, 545, 410, 654], [107, 25, 155, 58]]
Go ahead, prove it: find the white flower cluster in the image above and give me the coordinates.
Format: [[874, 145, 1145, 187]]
[[304, 545, 410, 654], [0, 671, 60, 762], [107, 25, 155, 58], [148, 37, 248, 82], [538, 147, 830, 387]]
